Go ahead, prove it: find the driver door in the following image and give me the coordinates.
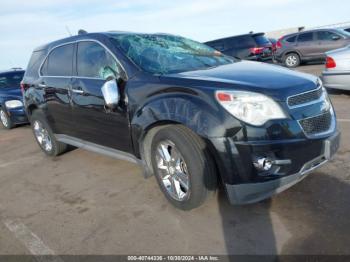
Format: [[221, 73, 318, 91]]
[[70, 40, 132, 153]]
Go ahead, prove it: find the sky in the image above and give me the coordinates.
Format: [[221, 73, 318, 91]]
[[0, 0, 349, 70]]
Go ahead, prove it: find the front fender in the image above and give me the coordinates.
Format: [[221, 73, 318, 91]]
[[130, 95, 234, 158]]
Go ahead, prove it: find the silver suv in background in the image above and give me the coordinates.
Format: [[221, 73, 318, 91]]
[[275, 28, 350, 68], [322, 45, 350, 91]]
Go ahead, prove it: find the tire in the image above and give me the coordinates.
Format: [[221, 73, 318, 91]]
[[0, 108, 14, 129], [151, 125, 217, 210], [284, 52, 300, 68], [30, 110, 68, 156]]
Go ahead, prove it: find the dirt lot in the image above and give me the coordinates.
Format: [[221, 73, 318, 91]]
[[0, 64, 349, 255]]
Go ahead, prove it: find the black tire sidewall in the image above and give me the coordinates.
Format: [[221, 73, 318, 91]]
[[30, 110, 60, 156], [151, 126, 215, 210]]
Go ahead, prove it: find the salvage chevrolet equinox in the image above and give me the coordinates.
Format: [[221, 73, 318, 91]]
[[22, 32, 340, 210]]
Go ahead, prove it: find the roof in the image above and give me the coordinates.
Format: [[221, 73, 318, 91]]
[[205, 32, 265, 43], [0, 68, 25, 74], [33, 31, 171, 52], [282, 28, 350, 38]]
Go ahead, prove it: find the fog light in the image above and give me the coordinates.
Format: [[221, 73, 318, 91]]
[[253, 157, 273, 171]]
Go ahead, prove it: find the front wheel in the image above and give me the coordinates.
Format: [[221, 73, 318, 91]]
[[0, 109, 13, 129], [151, 125, 217, 210], [284, 53, 300, 68]]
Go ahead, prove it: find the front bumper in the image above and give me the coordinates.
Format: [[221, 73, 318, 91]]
[[7, 107, 28, 124], [210, 130, 340, 205]]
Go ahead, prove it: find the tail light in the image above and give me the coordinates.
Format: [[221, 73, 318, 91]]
[[326, 56, 336, 69], [250, 47, 264, 55], [276, 38, 283, 49], [20, 81, 29, 94]]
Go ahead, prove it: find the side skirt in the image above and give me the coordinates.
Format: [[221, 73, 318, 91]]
[[55, 134, 148, 176]]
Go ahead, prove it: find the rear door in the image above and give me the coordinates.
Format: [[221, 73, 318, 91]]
[[315, 31, 347, 58], [296, 32, 317, 58], [70, 40, 132, 152], [39, 43, 75, 136]]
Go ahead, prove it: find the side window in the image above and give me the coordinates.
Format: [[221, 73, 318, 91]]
[[317, 31, 341, 41], [286, 35, 297, 43], [297, 32, 314, 42], [77, 41, 120, 79], [43, 44, 74, 76]]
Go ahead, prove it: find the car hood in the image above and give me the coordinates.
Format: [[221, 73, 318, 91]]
[[0, 87, 23, 100], [162, 61, 318, 101]]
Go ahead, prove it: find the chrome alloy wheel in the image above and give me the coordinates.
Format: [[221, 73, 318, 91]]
[[155, 140, 190, 201], [0, 110, 9, 127], [33, 120, 53, 152], [286, 55, 298, 67]]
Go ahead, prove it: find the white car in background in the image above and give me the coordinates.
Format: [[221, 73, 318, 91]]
[[322, 45, 350, 90]]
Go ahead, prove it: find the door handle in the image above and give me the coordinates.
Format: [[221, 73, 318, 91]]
[[38, 83, 47, 88], [72, 88, 84, 94]]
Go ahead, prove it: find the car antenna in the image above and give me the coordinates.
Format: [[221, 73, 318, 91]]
[[65, 25, 72, 36], [78, 29, 88, 35]]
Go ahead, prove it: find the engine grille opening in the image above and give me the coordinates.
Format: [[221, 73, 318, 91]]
[[288, 87, 323, 107], [299, 111, 332, 136]]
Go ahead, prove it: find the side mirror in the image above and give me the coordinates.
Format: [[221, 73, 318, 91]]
[[101, 79, 120, 108], [332, 35, 341, 41]]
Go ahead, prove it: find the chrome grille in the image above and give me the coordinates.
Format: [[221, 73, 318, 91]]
[[299, 111, 332, 136], [288, 87, 323, 107]]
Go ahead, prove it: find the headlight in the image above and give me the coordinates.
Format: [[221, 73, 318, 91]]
[[215, 90, 287, 126], [5, 100, 23, 109]]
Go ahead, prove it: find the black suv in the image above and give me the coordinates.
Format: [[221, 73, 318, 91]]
[[205, 33, 273, 61], [22, 32, 340, 210], [275, 28, 350, 67], [0, 68, 28, 129]]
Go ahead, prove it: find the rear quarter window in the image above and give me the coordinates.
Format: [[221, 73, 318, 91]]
[[24, 50, 47, 80]]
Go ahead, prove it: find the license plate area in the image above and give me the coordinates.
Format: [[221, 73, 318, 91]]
[[324, 132, 340, 160]]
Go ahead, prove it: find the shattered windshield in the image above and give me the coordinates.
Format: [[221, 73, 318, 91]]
[[111, 34, 234, 74]]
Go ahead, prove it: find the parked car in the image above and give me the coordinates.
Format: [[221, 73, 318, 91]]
[[269, 38, 277, 52], [205, 32, 273, 61], [275, 28, 350, 68], [322, 45, 350, 90], [22, 32, 340, 210], [0, 68, 28, 129]]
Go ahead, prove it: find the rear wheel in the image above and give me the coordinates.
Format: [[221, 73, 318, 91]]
[[0, 109, 13, 129], [284, 53, 300, 68], [30, 110, 68, 156], [151, 125, 217, 210]]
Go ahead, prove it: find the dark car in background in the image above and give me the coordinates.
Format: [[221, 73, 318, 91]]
[[275, 28, 350, 68], [205, 32, 273, 61], [344, 27, 350, 33], [22, 32, 339, 210], [0, 69, 28, 129]]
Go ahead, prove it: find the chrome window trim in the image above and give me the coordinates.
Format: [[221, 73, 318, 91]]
[[287, 85, 323, 109], [38, 39, 128, 80], [38, 41, 76, 78]]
